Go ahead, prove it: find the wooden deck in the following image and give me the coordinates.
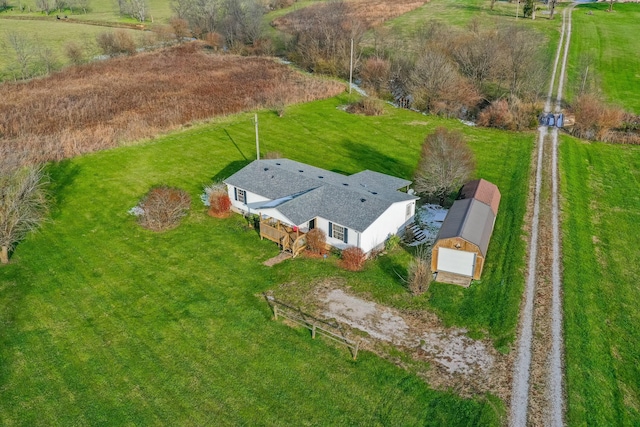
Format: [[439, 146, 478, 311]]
[[434, 271, 473, 288], [260, 218, 307, 257]]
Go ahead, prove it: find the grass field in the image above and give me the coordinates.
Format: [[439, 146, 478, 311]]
[[0, 0, 172, 23], [0, 19, 141, 79], [568, 2, 640, 113], [384, 0, 562, 41], [0, 0, 170, 75], [560, 137, 640, 425], [0, 95, 532, 424]]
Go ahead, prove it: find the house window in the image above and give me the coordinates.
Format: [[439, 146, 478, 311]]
[[329, 222, 348, 243], [235, 188, 246, 203], [406, 202, 414, 219]]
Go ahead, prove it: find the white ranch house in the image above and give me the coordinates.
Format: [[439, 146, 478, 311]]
[[224, 159, 418, 255]]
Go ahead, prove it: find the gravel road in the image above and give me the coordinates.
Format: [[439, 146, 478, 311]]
[[509, 4, 576, 426]]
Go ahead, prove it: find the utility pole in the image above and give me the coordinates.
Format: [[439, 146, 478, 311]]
[[349, 38, 354, 94], [255, 113, 260, 160]]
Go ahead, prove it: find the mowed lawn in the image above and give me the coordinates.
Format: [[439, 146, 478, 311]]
[[0, 96, 531, 424], [569, 3, 640, 113], [561, 138, 640, 425]]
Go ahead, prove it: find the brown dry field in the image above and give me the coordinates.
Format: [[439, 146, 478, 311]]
[[0, 42, 344, 165], [272, 0, 427, 32]]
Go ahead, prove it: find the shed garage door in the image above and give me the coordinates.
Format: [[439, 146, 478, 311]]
[[437, 247, 476, 277]]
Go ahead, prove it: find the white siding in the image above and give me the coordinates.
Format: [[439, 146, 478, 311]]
[[255, 208, 295, 226], [227, 186, 269, 213], [314, 217, 352, 251], [226, 184, 415, 255], [359, 200, 415, 253]]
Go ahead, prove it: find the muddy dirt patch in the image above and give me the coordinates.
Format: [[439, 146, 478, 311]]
[[311, 287, 512, 399]]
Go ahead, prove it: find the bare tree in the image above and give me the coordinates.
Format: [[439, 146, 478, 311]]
[[36, 0, 53, 14], [129, 0, 147, 21], [408, 50, 481, 117], [359, 57, 391, 95], [289, 1, 364, 77], [36, 45, 59, 75], [608, 0, 614, 12], [75, 0, 90, 15], [118, 0, 148, 21], [5, 32, 35, 80], [0, 161, 49, 264], [172, 0, 222, 36], [54, 0, 67, 12], [221, 0, 265, 47], [450, 28, 500, 91], [414, 127, 475, 204], [496, 25, 546, 100]]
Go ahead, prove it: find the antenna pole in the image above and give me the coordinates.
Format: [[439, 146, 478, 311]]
[[349, 38, 354, 94], [255, 113, 260, 160]]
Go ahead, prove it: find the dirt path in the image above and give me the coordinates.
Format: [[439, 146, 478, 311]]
[[509, 4, 575, 426]]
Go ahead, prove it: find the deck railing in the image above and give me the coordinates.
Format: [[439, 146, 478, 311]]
[[260, 221, 287, 244], [259, 218, 306, 257]]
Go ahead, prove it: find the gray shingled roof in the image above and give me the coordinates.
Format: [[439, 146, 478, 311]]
[[435, 198, 495, 256], [224, 159, 417, 232]]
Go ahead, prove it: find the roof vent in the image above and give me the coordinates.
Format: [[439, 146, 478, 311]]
[[371, 191, 378, 195], [298, 169, 304, 173], [318, 175, 324, 179], [343, 183, 349, 186], [263, 167, 269, 171], [275, 162, 281, 165], [360, 198, 366, 202]]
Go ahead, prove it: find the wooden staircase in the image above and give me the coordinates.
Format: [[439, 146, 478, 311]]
[[405, 224, 431, 245]]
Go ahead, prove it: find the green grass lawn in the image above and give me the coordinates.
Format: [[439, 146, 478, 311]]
[[568, 3, 640, 113], [560, 137, 640, 426], [0, 95, 530, 424]]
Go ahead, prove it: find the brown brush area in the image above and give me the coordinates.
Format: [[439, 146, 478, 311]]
[[272, 0, 427, 33], [137, 187, 191, 232], [339, 246, 366, 271], [0, 42, 344, 166]]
